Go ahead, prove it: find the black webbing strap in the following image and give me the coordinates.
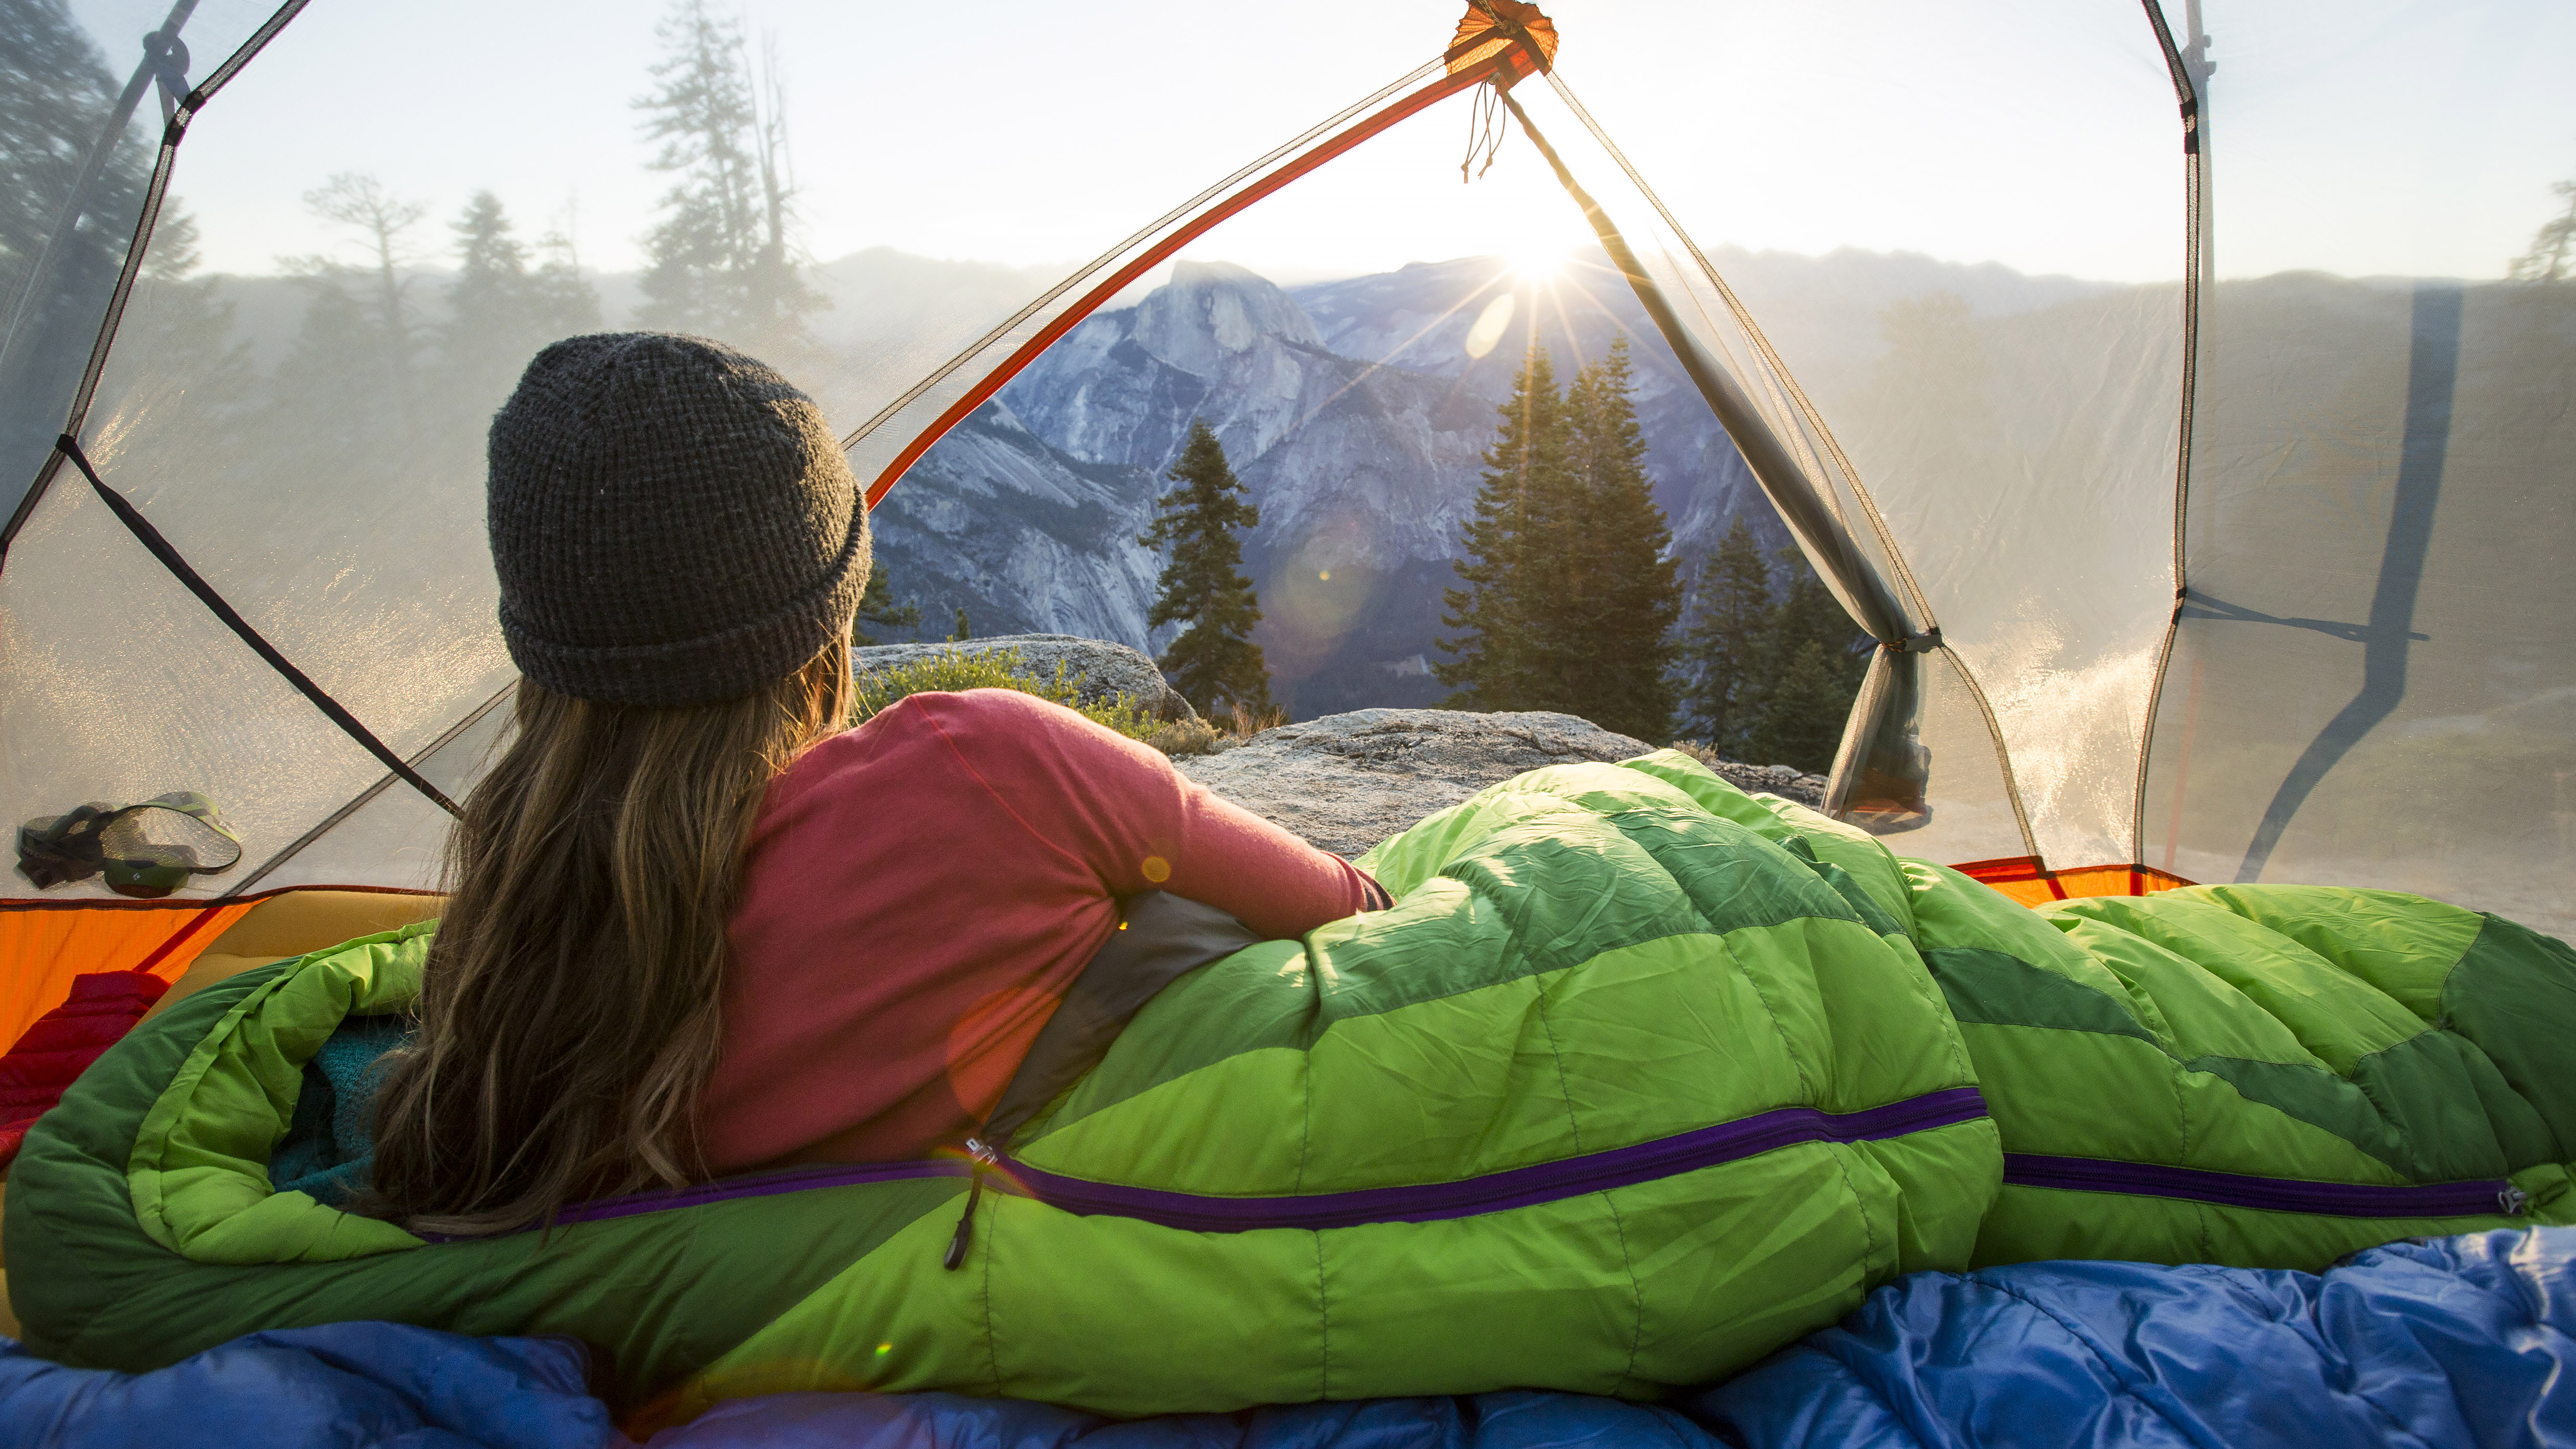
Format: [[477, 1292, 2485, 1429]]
[[943, 890, 1263, 1270], [54, 434, 463, 818]]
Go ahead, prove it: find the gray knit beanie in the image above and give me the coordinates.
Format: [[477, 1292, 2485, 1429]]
[[486, 332, 869, 708]]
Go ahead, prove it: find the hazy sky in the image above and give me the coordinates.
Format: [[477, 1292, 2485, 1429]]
[[75, 0, 2576, 287]]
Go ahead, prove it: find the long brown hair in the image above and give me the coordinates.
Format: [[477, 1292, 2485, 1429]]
[[362, 642, 850, 1236]]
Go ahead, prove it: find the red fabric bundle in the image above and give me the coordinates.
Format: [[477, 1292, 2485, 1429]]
[[0, 970, 169, 1170]]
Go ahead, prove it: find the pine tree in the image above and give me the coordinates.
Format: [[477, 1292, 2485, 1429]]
[[1437, 345, 1567, 709], [950, 605, 971, 642], [1746, 639, 1852, 772], [439, 190, 601, 417], [851, 568, 921, 645], [632, 0, 822, 345], [1554, 337, 1680, 741], [1140, 419, 1272, 715], [1745, 554, 1871, 772], [2510, 179, 2576, 283], [1680, 515, 1774, 753], [265, 174, 428, 498], [0, 0, 157, 476]]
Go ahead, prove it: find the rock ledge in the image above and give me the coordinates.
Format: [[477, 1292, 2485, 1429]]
[[1176, 708, 1653, 859], [855, 634, 1195, 722]]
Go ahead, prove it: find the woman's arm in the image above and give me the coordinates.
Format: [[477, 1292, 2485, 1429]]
[[908, 689, 1386, 937]]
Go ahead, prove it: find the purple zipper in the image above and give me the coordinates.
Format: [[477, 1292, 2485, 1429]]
[[529, 1087, 1990, 1235], [2003, 1153, 2530, 1218], [996, 1087, 1990, 1232], [543, 1159, 963, 1229]]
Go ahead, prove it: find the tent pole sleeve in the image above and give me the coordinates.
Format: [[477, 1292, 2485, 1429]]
[[851, 55, 1501, 510], [52, 435, 462, 819], [1822, 647, 1895, 818], [2126, 0, 2210, 868], [1494, 88, 1906, 647]]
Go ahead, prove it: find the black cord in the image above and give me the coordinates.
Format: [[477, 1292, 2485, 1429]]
[[54, 434, 462, 818]]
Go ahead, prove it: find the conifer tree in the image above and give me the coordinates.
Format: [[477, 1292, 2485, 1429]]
[[0, 0, 156, 478], [1554, 338, 1680, 741], [1747, 639, 1852, 771], [1437, 345, 1566, 709], [950, 605, 971, 642], [633, 0, 822, 344], [1680, 514, 1774, 753], [440, 190, 600, 414], [267, 174, 428, 490], [1140, 419, 1272, 716], [1440, 341, 1682, 737], [851, 569, 921, 645]]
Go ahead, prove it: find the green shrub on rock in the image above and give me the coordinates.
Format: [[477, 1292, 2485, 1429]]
[[850, 645, 1159, 743]]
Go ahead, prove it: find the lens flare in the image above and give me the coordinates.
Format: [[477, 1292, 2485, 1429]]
[[1463, 291, 1515, 359]]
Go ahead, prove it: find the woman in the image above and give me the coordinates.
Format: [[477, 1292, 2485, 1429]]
[[363, 332, 1384, 1237]]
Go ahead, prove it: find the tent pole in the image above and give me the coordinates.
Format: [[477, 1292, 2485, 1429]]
[[2127, 0, 2212, 875], [1492, 90, 1904, 645]]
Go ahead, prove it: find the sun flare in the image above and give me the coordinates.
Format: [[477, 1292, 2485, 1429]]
[[1508, 248, 1564, 282]]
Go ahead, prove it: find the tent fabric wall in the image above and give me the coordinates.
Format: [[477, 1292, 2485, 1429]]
[[2139, 0, 2576, 937], [1, 1, 2566, 948]]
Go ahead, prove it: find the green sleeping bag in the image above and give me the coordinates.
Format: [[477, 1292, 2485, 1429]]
[[6, 751, 2569, 1420]]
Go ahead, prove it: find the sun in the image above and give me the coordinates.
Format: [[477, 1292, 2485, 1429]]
[[1508, 248, 1564, 282]]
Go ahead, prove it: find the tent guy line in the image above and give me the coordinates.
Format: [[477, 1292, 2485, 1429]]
[[50, 433, 461, 819]]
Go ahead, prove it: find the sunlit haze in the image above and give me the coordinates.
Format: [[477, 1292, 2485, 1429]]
[[71, 0, 2576, 288]]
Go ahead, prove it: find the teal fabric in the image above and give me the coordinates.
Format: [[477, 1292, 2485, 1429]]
[[266, 1014, 409, 1206]]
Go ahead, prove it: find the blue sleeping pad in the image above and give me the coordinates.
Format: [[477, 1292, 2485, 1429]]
[[1691, 1228, 2575, 1449], [0, 1321, 609, 1448], [3, 1229, 2566, 1447]]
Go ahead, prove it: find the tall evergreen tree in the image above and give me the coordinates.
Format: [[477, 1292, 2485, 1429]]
[[1553, 338, 1680, 741], [1743, 552, 1870, 772], [1746, 639, 1853, 772], [1680, 515, 1774, 753], [439, 190, 601, 417], [1440, 341, 1682, 737], [1437, 344, 1566, 709], [632, 0, 822, 345], [0, 0, 157, 480], [1140, 418, 1272, 716], [851, 569, 921, 645]]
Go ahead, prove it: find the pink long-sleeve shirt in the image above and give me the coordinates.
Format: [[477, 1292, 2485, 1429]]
[[699, 688, 1384, 1171]]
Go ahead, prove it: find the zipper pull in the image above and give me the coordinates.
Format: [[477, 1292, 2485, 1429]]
[[2500, 1185, 2531, 1216], [942, 1138, 1001, 1272]]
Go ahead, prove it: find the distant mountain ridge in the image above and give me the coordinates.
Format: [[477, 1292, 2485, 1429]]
[[185, 243, 2134, 718], [879, 247, 2129, 717]]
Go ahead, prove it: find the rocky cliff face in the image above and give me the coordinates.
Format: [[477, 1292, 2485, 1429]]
[[879, 255, 1781, 716], [865, 401, 1166, 646]]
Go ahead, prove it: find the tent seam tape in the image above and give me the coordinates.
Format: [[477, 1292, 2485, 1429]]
[[1941, 644, 2043, 862], [55, 436, 462, 819], [2127, 0, 2207, 868]]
